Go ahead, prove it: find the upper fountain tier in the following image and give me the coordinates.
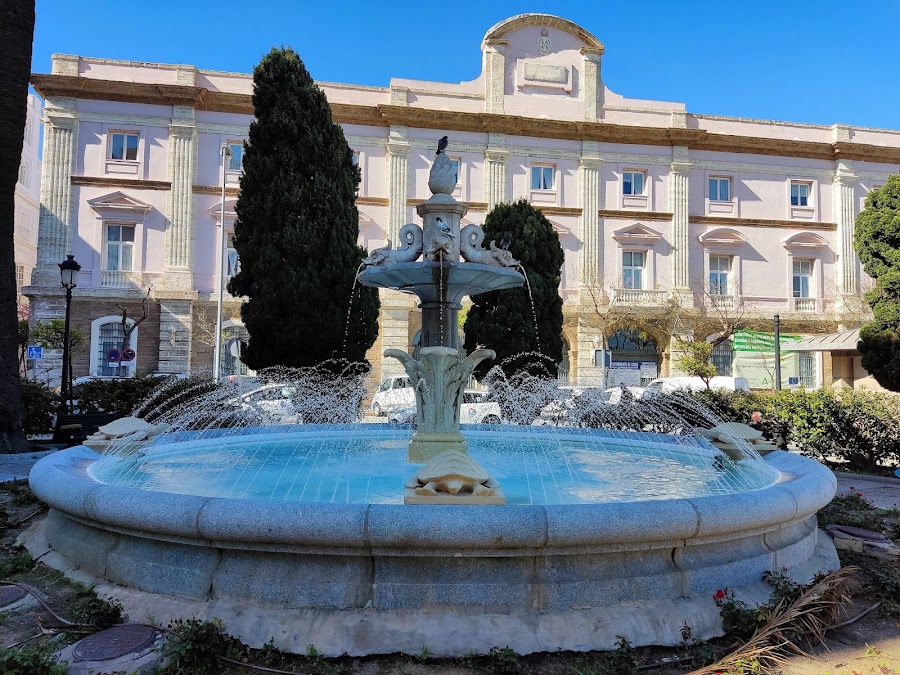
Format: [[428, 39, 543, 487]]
[[357, 141, 525, 310]]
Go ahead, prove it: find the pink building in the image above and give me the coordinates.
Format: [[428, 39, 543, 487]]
[[15, 93, 41, 302], [26, 14, 900, 388]]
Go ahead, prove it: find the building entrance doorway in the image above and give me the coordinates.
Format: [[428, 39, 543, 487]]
[[607, 328, 659, 386]]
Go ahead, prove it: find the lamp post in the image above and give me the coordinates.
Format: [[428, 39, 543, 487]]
[[54, 254, 81, 440], [213, 143, 234, 382]]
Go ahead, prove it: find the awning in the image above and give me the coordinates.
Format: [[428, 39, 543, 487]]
[[786, 329, 861, 352]]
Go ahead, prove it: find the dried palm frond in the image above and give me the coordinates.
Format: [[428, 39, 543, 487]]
[[688, 567, 857, 675]]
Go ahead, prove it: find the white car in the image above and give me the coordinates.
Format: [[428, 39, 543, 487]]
[[233, 384, 301, 423], [370, 375, 414, 416], [644, 376, 750, 395], [388, 390, 502, 425]]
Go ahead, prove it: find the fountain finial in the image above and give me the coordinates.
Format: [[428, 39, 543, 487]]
[[428, 136, 457, 195]]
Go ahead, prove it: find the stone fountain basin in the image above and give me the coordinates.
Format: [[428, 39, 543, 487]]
[[24, 446, 838, 657], [358, 260, 524, 302]]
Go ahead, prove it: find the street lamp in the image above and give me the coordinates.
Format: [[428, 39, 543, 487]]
[[213, 143, 234, 382], [54, 254, 81, 440]]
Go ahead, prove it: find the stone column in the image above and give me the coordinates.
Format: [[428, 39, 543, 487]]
[[669, 147, 691, 300], [385, 126, 410, 245], [379, 292, 415, 379], [484, 133, 508, 210], [833, 161, 858, 304], [580, 47, 604, 121], [578, 142, 603, 285], [157, 300, 194, 374], [163, 107, 197, 291], [483, 39, 507, 114], [33, 98, 77, 286]]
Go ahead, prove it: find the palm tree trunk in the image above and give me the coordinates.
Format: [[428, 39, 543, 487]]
[[0, 0, 36, 453]]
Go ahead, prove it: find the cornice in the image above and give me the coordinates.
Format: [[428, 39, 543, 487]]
[[600, 209, 672, 221], [357, 196, 389, 206], [536, 205, 581, 216], [71, 176, 171, 191], [193, 185, 240, 196], [691, 215, 837, 230], [31, 74, 900, 165]]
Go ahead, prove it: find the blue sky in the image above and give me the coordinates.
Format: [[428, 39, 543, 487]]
[[32, 0, 900, 129]]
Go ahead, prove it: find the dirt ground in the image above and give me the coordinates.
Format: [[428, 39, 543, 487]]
[[2, 475, 899, 674]]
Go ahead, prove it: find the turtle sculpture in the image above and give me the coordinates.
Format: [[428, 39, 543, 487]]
[[406, 450, 500, 497]]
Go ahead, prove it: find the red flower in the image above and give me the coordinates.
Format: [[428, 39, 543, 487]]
[[857, 492, 864, 497], [713, 589, 726, 600]]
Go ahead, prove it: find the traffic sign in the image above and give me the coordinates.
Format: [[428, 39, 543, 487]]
[[121, 348, 136, 362], [26, 345, 43, 360], [107, 349, 121, 363], [788, 377, 800, 385]]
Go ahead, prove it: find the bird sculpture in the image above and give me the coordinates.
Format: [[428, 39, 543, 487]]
[[436, 217, 455, 239], [436, 136, 449, 155], [499, 234, 512, 251]]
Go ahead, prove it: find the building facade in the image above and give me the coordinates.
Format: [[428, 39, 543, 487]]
[[15, 93, 41, 303], [26, 14, 900, 388]]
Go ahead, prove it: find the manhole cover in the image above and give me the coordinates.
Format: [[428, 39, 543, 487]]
[[0, 585, 27, 607], [73, 624, 158, 662]]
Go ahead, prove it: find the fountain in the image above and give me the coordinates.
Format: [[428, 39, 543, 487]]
[[23, 141, 840, 658]]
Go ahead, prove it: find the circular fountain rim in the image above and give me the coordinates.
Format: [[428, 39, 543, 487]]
[[31, 446, 832, 552]]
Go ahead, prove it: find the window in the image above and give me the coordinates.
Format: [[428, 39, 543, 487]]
[[15, 266, 24, 294], [105, 224, 135, 272], [623, 171, 646, 196], [792, 259, 812, 298], [97, 321, 128, 377], [790, 181, 810, 207], [351, 152, 359, 167], [531, 164, 555, 190], [227, 142, 243, 171], [709, 256, 730, 295], [17, 210, 30, 237], [711, 340, 733, 376], [222, 324, 251, 377], [799, 352, 816, 388], [708, 177, 731, 201], [226, 234, 240, 278], [450, 158, 461, 185], [622, 251, 644, 289], [18, 161, 28, 187], [24, 117, 32, 145], [109, 132, 139, 161]]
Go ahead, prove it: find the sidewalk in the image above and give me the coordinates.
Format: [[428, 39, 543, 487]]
[[833, 471, 900, 509], [0, 449, 58, 483]]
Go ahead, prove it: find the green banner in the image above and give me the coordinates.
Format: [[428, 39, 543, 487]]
[[732, 329, 801, 352]]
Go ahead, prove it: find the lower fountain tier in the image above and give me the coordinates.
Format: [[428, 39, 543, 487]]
[[357, 261, 524, 305]]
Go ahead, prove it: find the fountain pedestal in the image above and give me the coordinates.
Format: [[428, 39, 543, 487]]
[[358, 143, 524, 462]]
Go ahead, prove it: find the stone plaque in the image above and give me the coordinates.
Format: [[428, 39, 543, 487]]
[[524, 63, 568, 85]]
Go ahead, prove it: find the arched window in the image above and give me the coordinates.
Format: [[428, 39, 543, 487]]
[[607, 328, 659, 384], [711, 339, 734, 376], [222, 323, 250, 377], [558, 341, 570, 383], [90, 315, 138, 377]]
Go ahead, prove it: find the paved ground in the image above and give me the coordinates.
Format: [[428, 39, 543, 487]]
[[833, 471, 900, 509], [0, 449, 57, 482]]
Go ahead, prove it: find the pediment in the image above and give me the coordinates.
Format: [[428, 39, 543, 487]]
[[612, 223, 662, 243], [88, 191, 152, 216], [783, 232, 829, 249], [208, 199, 238, 222], [698, 228, 747, 246]]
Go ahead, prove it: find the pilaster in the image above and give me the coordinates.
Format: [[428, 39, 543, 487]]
[[669, 147, 691, 298], [163, 107, 197, 291], [379, 290, 416, 379], [575, 327, 605, 387], [385, 126, 410, 244], [580, 47, 604, 122], [578, 141, 603, 285], [34, 98, 77, 286], [484, 133, 508, 210], [157, 299, 194, 374], [833, 161, 858, 303], [483, 39, 507, 114]]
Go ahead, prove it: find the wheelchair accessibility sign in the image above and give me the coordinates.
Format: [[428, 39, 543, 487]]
[[27, 346, 43, 360]]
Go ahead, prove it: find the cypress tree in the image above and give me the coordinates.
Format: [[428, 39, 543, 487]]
[[463, 199, 564, 380], [228, 47, 379, 369], [854, 174, 900, 390]]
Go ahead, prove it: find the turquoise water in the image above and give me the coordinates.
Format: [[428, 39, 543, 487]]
[[88, 425, 777, 505]]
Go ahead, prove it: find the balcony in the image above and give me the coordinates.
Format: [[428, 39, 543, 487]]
[[101, 270, 135, 288], [610, 288, 669, 306], [794, 297, 818, 312], [709, 294, 735, 310]]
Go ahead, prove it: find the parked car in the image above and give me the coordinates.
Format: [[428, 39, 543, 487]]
[[388, 390, 502, 425], [643, 376, 750, 395], [231, 384, 301, 423], [370, 375, 414, 416]]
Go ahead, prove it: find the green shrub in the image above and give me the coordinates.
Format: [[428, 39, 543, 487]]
[[72, 377, 164, 415], [0, 645, 67, 675], [21, 379, 58, 436], [71, 584, 125, 628], [161, 617, 244, 674]]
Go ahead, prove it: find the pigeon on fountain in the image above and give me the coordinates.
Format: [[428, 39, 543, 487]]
[[499, 234, 511, 251], [436, 136, 448, 155], [436, 217, 456, 239]]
